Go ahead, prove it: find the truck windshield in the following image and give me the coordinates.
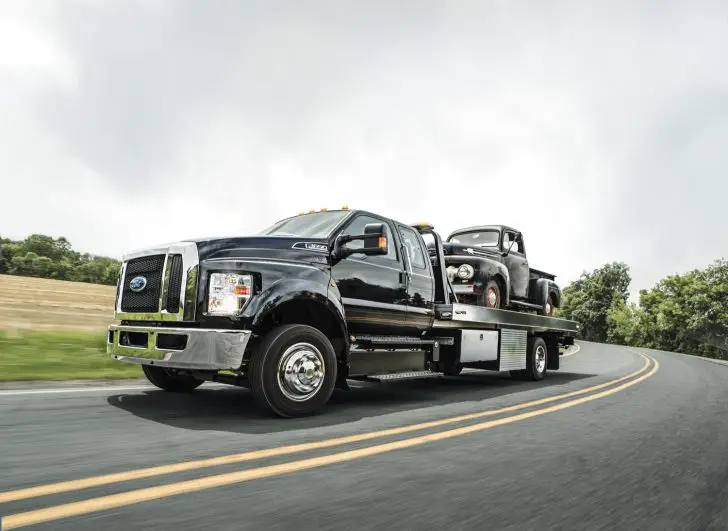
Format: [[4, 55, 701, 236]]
[[449, 230, 500, 247], [260, 210, 352, 238]]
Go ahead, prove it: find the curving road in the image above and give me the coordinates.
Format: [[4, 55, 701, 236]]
[[1, 342, 727, 530]]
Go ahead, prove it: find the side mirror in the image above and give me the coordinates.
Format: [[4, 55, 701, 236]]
[[332, 222, 389, 262], [362, 223, 388, 254]]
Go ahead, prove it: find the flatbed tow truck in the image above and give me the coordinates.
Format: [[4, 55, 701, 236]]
[[107, 208, 580, 417]]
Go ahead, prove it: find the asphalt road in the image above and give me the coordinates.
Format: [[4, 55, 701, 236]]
[[1, 341, 727, 530]]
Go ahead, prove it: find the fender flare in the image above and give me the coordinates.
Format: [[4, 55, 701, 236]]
[[531, 278, 561, 311], [242, 278, 348, 350]]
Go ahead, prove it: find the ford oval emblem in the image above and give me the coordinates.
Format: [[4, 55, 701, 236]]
[[129, 276, 148, 293]]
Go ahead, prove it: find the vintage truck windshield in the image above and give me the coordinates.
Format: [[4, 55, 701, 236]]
[[449, 230, 500, 247], [260, 210, 352, 238]]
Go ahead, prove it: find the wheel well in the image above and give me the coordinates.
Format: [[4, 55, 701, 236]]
[[255, 299, 347, 361], [548, 289, 560, 307]]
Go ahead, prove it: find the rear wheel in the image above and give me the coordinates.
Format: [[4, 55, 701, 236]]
[[248, 324, 337, 417], [142, 365, 204, 392], [510, 336, 548, 381], [541, 294, 555, 316]]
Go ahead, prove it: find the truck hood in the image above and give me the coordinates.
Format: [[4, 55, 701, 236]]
[[188, 236, 331, 263], [441, 242, 501, 260]]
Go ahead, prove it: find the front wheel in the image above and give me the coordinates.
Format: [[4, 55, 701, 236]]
[[480, 279, 502, 309], [248, 324, 337, 417], [142, 365, 204, 392]]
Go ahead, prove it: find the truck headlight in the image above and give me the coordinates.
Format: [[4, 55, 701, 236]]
[[457, 264, 474, 280], [207, 273, 253, 316]]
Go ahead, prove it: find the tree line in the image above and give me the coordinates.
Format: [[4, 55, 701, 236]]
[[2, 233, 726, 360], [0, 234, 120, 286], [555, 259, 728, 360]]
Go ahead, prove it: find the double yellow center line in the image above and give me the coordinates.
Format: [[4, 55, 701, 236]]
[[1, 351, 658, 529]]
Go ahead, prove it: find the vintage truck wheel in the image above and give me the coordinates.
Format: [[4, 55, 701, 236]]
[[142, 365, 204, 392], [248, 324, 337, 417], [541, 294, 555, 316], [481, 280, 502, 309]]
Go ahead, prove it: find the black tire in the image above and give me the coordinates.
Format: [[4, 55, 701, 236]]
[[510, 336, 548, 381], [248, 324, 337, 418], [142, 365, 204, 392], [481, 279, 502, 309]]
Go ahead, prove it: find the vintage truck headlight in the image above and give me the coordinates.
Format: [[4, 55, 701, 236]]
[[457, 264, 475, 280], [207, 273, 253, 316]]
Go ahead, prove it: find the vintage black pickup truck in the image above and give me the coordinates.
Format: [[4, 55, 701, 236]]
[[436, 225, 561, 316], [107, 208, 579, 417]]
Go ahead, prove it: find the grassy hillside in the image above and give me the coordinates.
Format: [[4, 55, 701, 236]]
[[0, 274, 143, 381], [0, 274, 115, 332]]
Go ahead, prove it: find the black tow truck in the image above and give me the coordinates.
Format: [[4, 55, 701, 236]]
[[107, 208, 580, 417]]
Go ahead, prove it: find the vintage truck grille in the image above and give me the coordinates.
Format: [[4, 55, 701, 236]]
[[120, 255, 166, 312], [116, 243, 199, 320]]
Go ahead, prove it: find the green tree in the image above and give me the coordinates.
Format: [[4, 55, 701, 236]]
[[557, 262, 631, 343], [638, 259, 728, 359], [606, 299, 646, 346], [22, 234, 72, 262], [1, 233, 121, 286]]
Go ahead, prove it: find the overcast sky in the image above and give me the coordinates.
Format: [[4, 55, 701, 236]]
[[1, 0, 726, 297]]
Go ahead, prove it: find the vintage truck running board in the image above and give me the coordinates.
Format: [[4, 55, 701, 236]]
[[510, 300, 544, 310]]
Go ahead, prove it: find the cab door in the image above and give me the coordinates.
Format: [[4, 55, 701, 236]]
[[331, 213, 409, 335], [397, 224, 435, 332], [503, 229, 529, 299]]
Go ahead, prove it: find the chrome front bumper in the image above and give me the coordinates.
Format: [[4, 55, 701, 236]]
[[107, 325, 252, 371], [452, 284, 475, 294]]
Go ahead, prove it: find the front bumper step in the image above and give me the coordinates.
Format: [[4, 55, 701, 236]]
[[107, 324, 252, 371]]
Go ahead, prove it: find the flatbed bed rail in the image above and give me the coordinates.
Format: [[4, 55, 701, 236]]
[[433, 303, 580, 335]]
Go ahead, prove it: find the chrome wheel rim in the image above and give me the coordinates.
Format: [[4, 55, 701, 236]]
[[277, 342, 325, 402], [487, 288, 498, 307], [535, 344, 547, 373]]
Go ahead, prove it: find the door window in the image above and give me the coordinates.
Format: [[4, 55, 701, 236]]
[[503, 231, 524, 255], [399, 226, 427, 270], [338, 215, 399, 264]]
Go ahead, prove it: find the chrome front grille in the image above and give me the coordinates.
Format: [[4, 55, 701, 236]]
[[120, 254, 166, 312], [115, 242, 199, 322]]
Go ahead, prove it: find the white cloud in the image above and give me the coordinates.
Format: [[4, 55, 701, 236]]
[[1, 0, 727, 296]]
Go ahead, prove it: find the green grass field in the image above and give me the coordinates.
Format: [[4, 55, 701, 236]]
[[0, 330, 143, 381]]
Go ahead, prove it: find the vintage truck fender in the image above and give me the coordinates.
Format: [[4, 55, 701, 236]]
[[444, 254, 511, 305], [528, 277, 562, 314]]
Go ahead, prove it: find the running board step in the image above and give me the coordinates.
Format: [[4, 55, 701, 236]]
[[510, 300, 543, 310], [351, 335, 454, 347], [360, 370, 443, 382]]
